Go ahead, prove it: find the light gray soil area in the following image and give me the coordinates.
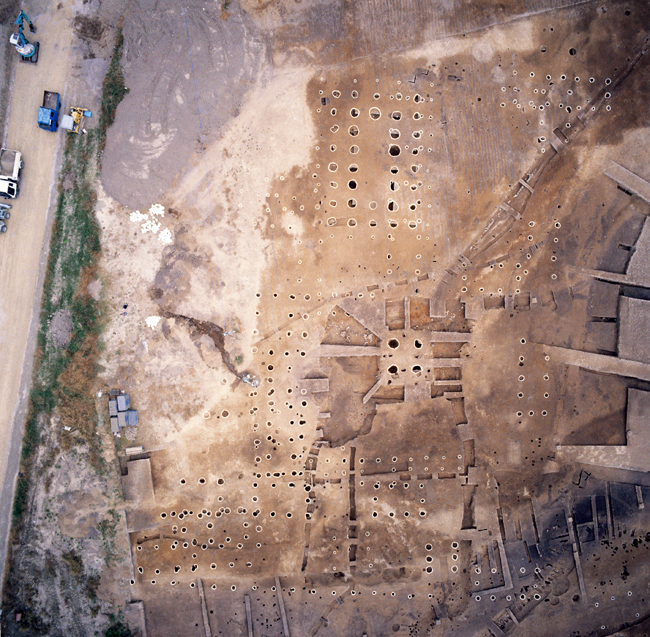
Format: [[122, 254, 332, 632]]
[[48, 309, 73, 348], [101, 0, 266, 209], [7, 0, 650, 636]]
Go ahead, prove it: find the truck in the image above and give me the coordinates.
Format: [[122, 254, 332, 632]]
[[0, 149, 22, 199], [38, 91, 60, 131]]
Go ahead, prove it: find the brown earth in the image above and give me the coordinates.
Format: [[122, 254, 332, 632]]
[[5, 0, 650, 636]]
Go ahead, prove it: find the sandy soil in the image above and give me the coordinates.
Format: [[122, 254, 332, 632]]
[[0, 3, 139, 635], [86, 0, 650, 634], [0, 0, 76, 578], [5, 0, 650, 635]]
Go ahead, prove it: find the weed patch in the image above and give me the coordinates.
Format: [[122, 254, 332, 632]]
[[24, 130, 105, 470], [104, 615, 134, 637], [3, 24, 131, 633], [11, 476, 28, 521], [62, 550, 84, 579], [99, 24, 128, 151]]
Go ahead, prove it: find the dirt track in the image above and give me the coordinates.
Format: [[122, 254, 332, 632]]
[[0, 0, 75, 579]]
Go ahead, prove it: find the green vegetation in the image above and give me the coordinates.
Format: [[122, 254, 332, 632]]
[[20, 409, 40, 459], [100, 509, 120, 535], [85, 573, 101, 602], [29, 130, 104, 467], [98, 509, 121, 564], [11, 22, 130, 523], [104, 616, 134, 637], [3, 23, 131, 633], [11, 474, 28, 520], [99, 24, 128, 150]]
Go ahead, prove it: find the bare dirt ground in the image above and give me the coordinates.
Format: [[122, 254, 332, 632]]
[[0, 0, 76, 579], [101, 0, 267, 210], [0, 2, 138, 636], [88, 0, 650, 634], [6, 0, 650, 635]]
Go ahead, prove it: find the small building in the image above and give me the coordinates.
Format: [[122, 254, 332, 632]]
[[109, 391, 138, 435], [117, 394, 131, 412]]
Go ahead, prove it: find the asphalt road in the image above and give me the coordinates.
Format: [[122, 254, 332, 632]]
[[0, 1, 74, 582]]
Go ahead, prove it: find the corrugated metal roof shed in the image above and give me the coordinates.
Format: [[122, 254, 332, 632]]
[[108, 400, 118, 417], [117, 394, 130, 411], [127, 410, 138, 427]]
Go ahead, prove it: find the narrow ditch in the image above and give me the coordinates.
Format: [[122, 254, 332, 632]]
[[162, 310, 244, 380]]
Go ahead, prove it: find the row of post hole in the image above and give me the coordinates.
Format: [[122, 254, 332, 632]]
[[326, 106, 425, 121], [327, 216, 420, 228]]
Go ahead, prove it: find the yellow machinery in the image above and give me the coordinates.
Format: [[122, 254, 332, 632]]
[[60, 107, 92, 134]]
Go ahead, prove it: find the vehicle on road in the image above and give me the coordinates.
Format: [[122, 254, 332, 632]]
[[38, 91, 61, 132], [0, 149, 23, 200], [0, 204, 10, 234]]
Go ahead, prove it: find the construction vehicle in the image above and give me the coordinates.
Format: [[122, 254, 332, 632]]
[[38, 91, 60, 132], [9, 10, 39, 63], [0, 149, 23, 199], [37, 93, 92, 133], [0, 204, 11, 234], [61, 107, 92, 134]]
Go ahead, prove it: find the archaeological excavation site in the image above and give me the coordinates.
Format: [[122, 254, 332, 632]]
[[3, 0, 650, 635]]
